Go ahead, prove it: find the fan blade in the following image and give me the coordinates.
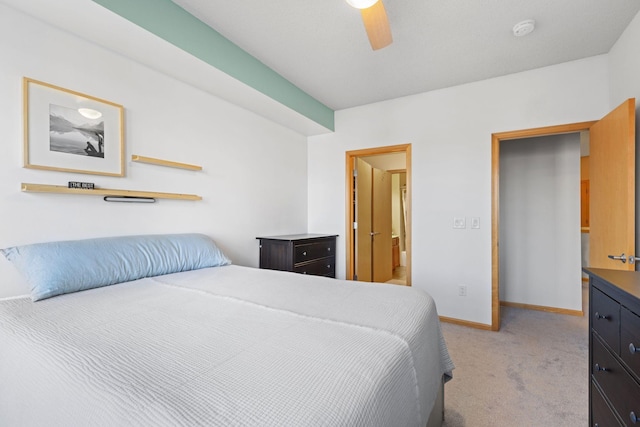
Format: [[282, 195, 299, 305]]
[[360, 0, 392, 50]]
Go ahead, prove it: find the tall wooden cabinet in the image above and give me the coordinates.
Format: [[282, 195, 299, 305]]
[[584, 268, 640, 426], [257, 234, 338, 278]]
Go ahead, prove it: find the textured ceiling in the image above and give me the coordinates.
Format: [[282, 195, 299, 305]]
[[172, 0, 640, 110]]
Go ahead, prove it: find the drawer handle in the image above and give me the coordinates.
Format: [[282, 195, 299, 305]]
[[327, 247, 331, 252], [302, 251, 307, 256], [302, 271, 307, 274], [326, 264, 331, 269], [594, 363, 608, 372], [631, 411, 638, 424], [594, 312, 610, 320], [631, 343, 640, 354]]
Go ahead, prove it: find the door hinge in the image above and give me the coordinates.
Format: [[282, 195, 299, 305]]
[[353, 222, 357, 229], [353, 169, 358, 177]]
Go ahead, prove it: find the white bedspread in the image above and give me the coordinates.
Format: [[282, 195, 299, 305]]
[[0, 265, 453, 427]]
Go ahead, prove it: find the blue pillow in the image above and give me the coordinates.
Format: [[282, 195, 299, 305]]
[[1, 234, 231, 301]]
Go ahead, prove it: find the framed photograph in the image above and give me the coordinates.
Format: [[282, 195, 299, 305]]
[[23, 77, 125, 177]]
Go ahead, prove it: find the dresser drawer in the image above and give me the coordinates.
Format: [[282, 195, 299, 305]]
[[621, 307, 640, 381], [293, 257, 336, 277], [293, 257, 335, 277], [592, 336, 640, 425], [294, 239, 335, 264], [592, 287, 621, 353], [591, 381, 623, 427]]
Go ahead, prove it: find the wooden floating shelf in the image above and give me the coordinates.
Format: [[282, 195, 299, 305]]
[[21, 183, 202, 201], [131, 155, 202, 171]]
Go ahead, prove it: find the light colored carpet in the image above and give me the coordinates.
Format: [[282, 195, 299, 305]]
[[440, 289, 589, 426]]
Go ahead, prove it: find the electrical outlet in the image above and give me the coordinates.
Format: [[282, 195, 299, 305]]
[[471, 217, 480, 229], [453, 217, 466, 229], [458, 285, 467, 296]]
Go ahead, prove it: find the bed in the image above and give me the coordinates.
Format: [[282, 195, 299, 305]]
[[0, 234, 454, 426]]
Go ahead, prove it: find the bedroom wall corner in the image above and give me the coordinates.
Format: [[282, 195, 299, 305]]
[[0, 4, 309, 298]]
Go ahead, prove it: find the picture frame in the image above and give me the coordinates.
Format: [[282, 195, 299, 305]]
[[23, 77, 125, 177]]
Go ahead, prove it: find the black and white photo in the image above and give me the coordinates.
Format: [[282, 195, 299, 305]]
[[23, 78, 124, 177], [49, 104, 105, 158]]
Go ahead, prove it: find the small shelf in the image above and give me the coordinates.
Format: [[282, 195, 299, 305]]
[[21, 183, 202, 201], [131, 155, 202, 171]]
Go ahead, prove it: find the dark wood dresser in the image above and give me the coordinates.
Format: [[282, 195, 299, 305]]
[[584, 268, 640, 426], [256, 234, 338, 278]]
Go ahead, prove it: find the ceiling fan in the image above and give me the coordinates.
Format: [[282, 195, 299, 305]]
[[346, 0, 392, 50]]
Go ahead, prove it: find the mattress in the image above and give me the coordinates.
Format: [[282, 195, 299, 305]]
[[0, 265, 453, 426]]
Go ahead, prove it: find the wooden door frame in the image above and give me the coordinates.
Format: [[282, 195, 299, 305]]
[[346, 144, 412, 285], [491, 121, 596, 331]]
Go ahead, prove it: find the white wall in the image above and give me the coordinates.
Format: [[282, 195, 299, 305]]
[[360, 153, 406, 170], [0, 5, 308, 297], [499, 134, 582, 311], [308, 56, 610, 325], [609, 10, 640, 261]]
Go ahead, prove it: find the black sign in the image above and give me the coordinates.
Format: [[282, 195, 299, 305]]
[[68, 181, 95, 189]]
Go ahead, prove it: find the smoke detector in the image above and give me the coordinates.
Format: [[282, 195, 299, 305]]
[[513, 19, 536, 37]]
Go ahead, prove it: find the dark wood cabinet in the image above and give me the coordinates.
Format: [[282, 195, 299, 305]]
[[257, 234, 338, 278], [584, 268, 640, 427]]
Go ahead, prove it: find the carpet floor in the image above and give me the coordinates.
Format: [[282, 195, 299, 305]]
[[440, 288, 589, 426]]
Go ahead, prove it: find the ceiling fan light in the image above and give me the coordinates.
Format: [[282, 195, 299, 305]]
[[345, 0, 379, 10]]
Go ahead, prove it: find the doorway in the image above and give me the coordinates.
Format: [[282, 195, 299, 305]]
[[499, 132, 584, 318], [491, 99, 636, 331], [491, 122, 596, 331], [345, 144, 411, 286]]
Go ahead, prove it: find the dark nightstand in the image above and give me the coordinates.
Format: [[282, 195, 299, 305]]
[[256, 234, 338, 278]]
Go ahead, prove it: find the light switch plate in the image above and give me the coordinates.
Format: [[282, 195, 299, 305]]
[[453, 217, 466, 229], [471, 217, 480, 229]]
